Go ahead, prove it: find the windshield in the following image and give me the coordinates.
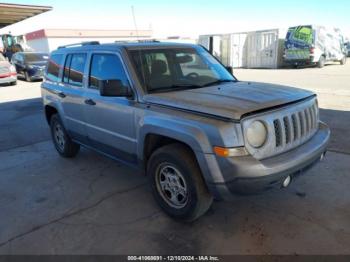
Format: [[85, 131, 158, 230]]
[[24, 53, 49, 63], [129, 47, 236, 93], [0, 53, 5, 62]]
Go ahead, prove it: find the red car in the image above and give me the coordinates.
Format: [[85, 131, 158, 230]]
[[0, 53, 17, 86]]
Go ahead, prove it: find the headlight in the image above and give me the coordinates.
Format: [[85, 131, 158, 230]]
[[246, 120, 267, 148]]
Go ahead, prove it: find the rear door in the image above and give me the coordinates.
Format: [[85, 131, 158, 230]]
[[82, 52, 137, 164], [59, 53, 88, 142]]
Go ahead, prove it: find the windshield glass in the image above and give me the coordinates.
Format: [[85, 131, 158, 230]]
[[129, 47, 236, 93], [0, 53, 5, 62], [24, 53, 49, 63]]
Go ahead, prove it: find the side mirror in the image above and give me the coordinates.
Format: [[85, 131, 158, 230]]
[[99, 79, 133, 97], [225, 66, 233, 75]]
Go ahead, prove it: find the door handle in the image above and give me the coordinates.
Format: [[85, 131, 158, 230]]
[[84, 99, 96, 106], [57, 92, 66, 98]]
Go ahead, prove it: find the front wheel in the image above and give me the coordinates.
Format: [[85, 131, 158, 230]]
[[50, 114, 80, 158], [147, 144, 213, 222]]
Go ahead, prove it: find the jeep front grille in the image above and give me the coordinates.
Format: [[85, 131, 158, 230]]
[[242, 97, 319, 160]]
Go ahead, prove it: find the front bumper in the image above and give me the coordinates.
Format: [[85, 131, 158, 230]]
[[0, 75, 17, 84], [204, 122, 330, 200], [27, 68, 45, 80], [284, 58, 316, 66]]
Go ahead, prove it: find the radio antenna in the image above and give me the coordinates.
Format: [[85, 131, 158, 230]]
[[131, 5, 146, 91], [131, 6, 139, 41]]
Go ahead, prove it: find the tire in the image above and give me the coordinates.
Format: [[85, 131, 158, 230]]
[[10, 81, 17, 86], [24, 71, 31, 82], [340, 56, 346, 65], [147, 143, 213, 222], [50, 114, 80, 158], [317, 56, 325, 68]]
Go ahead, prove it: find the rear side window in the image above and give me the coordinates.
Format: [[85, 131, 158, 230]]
[[63, 53, 87, 86], [46, 54, 63, 82], [89, 54, 129, 90]]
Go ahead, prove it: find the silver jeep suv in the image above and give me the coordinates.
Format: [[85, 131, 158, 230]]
[[42, 41, 330, 221]]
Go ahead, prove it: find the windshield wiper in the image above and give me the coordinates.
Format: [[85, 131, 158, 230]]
[[148, 84, 203, 93], [202, 79, 236, 87]]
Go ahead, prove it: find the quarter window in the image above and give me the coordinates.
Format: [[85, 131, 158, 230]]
[[89, 54, 129, 90], [63, 53, 87, 86], [46, 54, 63, 82]]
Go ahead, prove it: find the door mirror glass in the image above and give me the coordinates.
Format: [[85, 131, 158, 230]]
[[99, 79, 132, 97]]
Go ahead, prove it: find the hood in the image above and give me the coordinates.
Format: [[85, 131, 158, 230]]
[[143, 81, 315, 120]]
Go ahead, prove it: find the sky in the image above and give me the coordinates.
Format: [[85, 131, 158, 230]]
[[1, 0, 350, 39]]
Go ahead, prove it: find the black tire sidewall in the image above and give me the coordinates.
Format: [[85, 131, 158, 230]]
[[148, 150, 200, 220], [50, 114, 71, 155], [318, 56, 325, 68], [341, 56, 346, 65], [24, 71, 31, 82]]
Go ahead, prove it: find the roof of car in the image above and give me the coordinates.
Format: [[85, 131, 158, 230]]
[[52, 41, 198, 53]]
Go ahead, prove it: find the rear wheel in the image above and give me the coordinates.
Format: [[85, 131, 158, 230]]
[[147, 144, 213, 222], [10, 81, 17, 86], [50, 114, 80, 158], [317, 56, 325, 68]]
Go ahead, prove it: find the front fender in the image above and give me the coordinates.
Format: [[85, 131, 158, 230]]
[[137, 115, 224, 191], [138, 115, 213, 158]]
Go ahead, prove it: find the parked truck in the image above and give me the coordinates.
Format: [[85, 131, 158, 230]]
[[284, 25, 347, 68]]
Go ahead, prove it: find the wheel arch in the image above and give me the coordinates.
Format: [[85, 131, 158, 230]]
[[44, 104, 58, 124], [138, 121, 217, 194]]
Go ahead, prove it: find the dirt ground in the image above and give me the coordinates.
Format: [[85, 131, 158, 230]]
[[0, 60, 349, 255]]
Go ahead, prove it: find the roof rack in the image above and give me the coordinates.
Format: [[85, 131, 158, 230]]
[[114, 39, 160, 44], [58, 41, 100, 49], [137, 39, 160, 43]]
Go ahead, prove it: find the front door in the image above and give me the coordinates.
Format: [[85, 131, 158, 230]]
[[83, 52, 137, 164]]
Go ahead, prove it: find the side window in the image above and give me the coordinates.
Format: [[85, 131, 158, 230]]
[[89, 54, 129, 90], [46, 54, 63, 82], [63, 53, 86, 86], [11, 53, 17, 63]]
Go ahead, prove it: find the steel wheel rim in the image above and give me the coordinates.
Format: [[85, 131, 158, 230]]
[[155, 163, 188, 209], [54, 122, 65, 151]]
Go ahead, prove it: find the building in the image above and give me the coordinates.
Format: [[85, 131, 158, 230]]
[[25, 28, 153, 52]]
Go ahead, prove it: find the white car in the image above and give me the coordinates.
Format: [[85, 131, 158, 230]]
[[0, 53, 17, 85]]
